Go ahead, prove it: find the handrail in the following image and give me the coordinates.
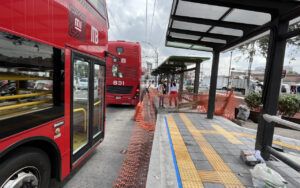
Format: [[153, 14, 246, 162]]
[[262, 113, 300, 172], [0, 73, 51, 80], [263, 114, 300, 131], [94, 100, 101, 106], [0, 100, 51, 111], [0, 92, 51, 101], [73, 108, 87, 132], [267, 146, 300, 172], [73, 100, 101, 132]]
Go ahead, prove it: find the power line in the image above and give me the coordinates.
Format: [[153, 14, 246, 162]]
[[149, 0, 158, 42], [145, 0, 148, 42], [107, 7, 121, 35]]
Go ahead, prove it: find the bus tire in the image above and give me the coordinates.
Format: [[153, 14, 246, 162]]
[[0, 147, 51, 188]]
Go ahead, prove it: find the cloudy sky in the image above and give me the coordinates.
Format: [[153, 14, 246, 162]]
[[106, 0, 300, 76]]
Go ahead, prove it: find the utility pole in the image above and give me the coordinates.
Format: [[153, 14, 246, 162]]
[[247, 43, 255, 92], [227, 51, 233, 89]]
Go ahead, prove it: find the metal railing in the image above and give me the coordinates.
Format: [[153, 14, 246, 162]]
[[263, 114, 300, 131], [262, 114, 300, 172], [0, 92, 51, 101]]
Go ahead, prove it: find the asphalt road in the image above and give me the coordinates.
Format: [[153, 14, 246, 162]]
[[63, 105, 135, 188]]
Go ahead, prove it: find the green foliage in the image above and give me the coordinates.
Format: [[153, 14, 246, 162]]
[[244, 92, 262, 110], [185, 86, 194, 93], [278, 94, 300, 117], [237, 23, 300, 61]]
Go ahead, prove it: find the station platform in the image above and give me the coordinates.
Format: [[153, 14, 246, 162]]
[[146, 112, 300, 188]]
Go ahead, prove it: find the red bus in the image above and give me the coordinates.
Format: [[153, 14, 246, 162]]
[[106, 41, 142, 106], [0, 0, 108, 187]]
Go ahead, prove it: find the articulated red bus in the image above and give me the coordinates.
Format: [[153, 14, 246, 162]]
[[0, 0, 108, 187], [106, 41, 142, 106]]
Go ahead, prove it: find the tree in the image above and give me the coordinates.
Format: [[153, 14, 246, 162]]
[[237, 22, 300, 63]]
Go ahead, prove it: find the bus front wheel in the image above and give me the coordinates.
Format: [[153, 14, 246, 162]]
[[0, 147, 51, 188]]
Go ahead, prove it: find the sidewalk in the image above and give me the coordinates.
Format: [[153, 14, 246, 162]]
[[147, 113, 300, 187]]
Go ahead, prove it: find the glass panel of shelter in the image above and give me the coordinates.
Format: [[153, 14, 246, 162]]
[[223, 9, 271, 25], [176, 1, 230, 20]]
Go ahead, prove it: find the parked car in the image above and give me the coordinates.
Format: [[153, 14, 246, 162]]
[[34, 80, 52, 90], [78, 78, 88, 90], [0, 82, 16, 96]]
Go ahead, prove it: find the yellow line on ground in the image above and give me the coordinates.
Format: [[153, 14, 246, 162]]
[[198, 170, 222, 184], [167, 115, 204, 188], [198, 130, 300, 152], [179, 113, 244, 187], [233, 132, 300, 152], [232, 132, 255, 139], [198, 130, 218, 134], [212, 124, 243, 144], [273, 140, 300, 151]]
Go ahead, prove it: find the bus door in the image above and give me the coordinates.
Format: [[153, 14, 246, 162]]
[[71, 51, 105, 163]]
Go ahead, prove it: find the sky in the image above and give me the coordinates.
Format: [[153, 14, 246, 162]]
[[106, 0, 300, 76]]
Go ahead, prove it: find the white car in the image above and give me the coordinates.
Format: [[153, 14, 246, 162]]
[[78, 78, 88, 90]]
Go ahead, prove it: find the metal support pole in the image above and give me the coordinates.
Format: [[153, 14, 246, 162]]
[[207, 51, 220, 119], [179, 67, 184, 93], [255, 21, 289, 159], [194, 62, 200, 94]]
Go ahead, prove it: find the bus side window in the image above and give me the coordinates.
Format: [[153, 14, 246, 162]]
[[0, 31, 64, 122]]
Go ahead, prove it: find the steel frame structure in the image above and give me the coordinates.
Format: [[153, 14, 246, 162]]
[[164, 0, 300, 160]]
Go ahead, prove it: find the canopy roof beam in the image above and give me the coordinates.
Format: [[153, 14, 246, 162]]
[[169, 28, 238, 42], [172, 15, 258, 33], [181, 0, 298, 16], [167, 36, 221, 49]]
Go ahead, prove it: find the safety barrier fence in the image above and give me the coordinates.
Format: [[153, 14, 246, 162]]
[[113, 90, 156, 188], [154, 90, 237, 120]]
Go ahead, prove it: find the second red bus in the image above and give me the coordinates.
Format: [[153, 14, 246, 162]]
[[106, 41, 142, 106]]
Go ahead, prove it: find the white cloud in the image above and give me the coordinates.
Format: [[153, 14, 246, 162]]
[[107, 0, 212, 69]]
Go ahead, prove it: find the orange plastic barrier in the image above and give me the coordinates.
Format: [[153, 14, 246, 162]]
[[180, 90, 237, 120], [113, 90, 157, 188]]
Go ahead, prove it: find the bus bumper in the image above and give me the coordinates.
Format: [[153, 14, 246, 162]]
[[106, 96, 139, 106]]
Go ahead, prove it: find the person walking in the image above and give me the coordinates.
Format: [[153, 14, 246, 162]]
[[169, 81, 178, 107], [158, 81, 167, 108]]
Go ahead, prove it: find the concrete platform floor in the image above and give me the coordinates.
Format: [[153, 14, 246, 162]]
[[147, 113, 300, 188]]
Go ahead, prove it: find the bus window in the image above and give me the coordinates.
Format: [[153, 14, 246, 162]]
[[93, 64, 105, 137], [73, 58, 90, 153], [0, 31, 64, 123], [88, 0, 107, 19], [116, 47, 124, 54]]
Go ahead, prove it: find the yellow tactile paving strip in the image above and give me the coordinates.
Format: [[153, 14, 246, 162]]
[[178, 113, 245, 188], [212, 124, 243, 144], [195, 129, 300, 152], [167, 115, 204, 188], [198, 171, 222, 184], [233, 132, 300, 152]]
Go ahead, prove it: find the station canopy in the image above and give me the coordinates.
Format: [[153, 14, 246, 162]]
[[152, 56, 209, 75], [166, 0, 300, 52]]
